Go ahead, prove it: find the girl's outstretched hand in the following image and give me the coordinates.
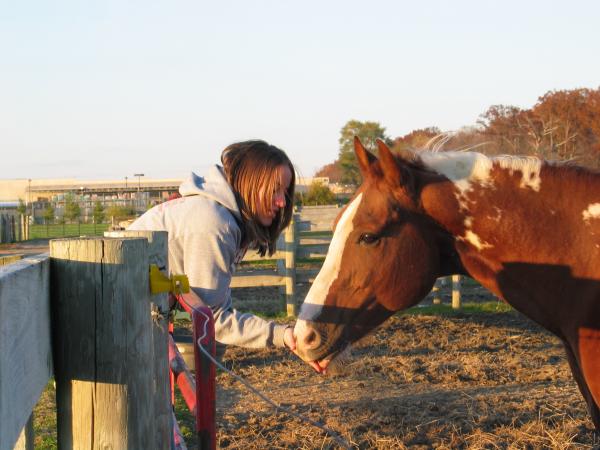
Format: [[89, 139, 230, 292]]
[[284, 325, 323, 373]]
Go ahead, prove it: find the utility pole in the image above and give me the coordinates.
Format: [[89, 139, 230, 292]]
[[133, 173, 144, 215], [134, 173, 144, 193]]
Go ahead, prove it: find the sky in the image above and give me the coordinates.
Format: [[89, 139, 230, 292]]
[[1, 0, 599, 181]]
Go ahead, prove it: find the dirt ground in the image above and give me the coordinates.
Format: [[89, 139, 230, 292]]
[[0, 238, 50, 259], [170, 281, 600, 449]]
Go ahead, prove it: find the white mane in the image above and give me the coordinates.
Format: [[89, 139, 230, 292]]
[[418, 151, 543, 193]]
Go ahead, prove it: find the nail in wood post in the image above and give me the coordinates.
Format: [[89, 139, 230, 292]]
[[452, 275, 462, 309], [51, 237, 154, 449], [284, 214, 298, 316], [105, 230, 171, 450]]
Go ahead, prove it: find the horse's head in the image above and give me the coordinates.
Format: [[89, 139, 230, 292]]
[[294, 137, 444, 371]]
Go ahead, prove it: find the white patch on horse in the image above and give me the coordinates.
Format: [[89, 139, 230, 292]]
[[495, 156, 543, 191], [461, 216, 493, 250], [419, 152, 543, 200], [583, 203, 600, 222], [488, 207, 503, 223], [460, 230, 493, 251], [420, 152, 492, 209], [295, 194, 363, 334]]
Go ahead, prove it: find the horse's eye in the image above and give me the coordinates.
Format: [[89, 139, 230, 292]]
[[358, 233, 380, 246]]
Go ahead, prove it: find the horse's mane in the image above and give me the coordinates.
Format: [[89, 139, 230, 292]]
[[388, 134, 600, 190]]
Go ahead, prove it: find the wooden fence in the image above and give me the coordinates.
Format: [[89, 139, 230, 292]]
[[0, 233, 192, 450], [0, 213, 29, 243]]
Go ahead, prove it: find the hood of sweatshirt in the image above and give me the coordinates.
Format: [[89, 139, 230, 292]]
[[178, 165, 242, 222]]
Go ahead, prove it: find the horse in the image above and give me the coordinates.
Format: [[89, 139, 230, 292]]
[[293, 136, 600, 431]]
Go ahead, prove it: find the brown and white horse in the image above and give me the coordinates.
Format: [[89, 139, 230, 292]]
[[294, 136, 600, 430]]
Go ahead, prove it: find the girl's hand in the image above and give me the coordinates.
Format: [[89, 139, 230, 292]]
[[284, 325, 324, 373], [283, 325, 296, 351]]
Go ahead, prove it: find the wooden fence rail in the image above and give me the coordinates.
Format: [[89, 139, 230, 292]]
[[0, 254, 51, 450]]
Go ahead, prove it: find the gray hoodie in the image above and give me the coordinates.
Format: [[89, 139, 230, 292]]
[[128, 165, 287, 348]]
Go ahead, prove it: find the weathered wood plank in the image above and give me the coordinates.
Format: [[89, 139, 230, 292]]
[[105, 230, 171, 450], [51, 237, 155, 449], [230, 273, 286, 288], [285, 216, 297, 316], [0, 254, 51, 450]]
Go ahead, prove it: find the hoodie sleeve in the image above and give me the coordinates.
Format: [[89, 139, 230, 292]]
[[182, 223, 286, 348]]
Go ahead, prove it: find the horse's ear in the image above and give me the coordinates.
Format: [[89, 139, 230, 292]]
[[354, 136, 376, 175], [376, 139, 403, 186]]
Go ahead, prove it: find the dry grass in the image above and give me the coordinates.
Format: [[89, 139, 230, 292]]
[[203, 309, 599, 449]]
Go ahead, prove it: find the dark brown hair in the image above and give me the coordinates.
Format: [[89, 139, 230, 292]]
[[221, 140, 295, 256]]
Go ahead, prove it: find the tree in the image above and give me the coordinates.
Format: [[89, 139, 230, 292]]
[[93, 201, 105, 224], [476, 88, 600, 166], [532, 88, 600, 163], [302, 181, 337, 206], [477, 104, 527, 155], [42, 205, 55, 224], [17, 198, 27, 216], [338, 120, 392, 185], [392, 127, 442, 152], [64, 194, 81, 223], [315, 162, 343, 184], [105, 205, 135, 221]]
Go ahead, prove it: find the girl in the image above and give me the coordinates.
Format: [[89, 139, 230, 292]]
[[129, 140, 297, 352]]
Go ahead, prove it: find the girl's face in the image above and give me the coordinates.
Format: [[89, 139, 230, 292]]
[[257, 164, 292, 226]]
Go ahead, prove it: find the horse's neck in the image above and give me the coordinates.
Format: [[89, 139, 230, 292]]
[[422, 164, 600, 333]]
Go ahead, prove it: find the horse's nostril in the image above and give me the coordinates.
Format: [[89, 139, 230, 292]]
[[303, 328, 321, 350]]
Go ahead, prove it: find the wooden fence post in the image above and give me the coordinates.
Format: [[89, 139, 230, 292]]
[[452, 275, 462, 309], [51, 237, 156, 449], [105, 230, 172, 450], [431, 278, 442, 305], [284, 214, 298, 317]]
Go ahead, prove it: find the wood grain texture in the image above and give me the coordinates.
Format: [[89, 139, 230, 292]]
[[51, 237, 154, 449], [105, 230, 171, 450], [0, 254, 51, 450]]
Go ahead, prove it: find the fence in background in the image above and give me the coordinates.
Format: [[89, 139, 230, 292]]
[[0, 214, 26, 243]]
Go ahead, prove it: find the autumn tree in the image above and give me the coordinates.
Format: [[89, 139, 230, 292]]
[[392, 127, 441, 152], [315, 162, 343, 184], [532, 88, 600, 163], [477, 104, 528, 155]]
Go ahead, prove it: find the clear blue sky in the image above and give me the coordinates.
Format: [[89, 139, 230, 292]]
[[1, 0, 599, 180]]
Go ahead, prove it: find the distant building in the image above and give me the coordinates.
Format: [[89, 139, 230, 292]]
[[0, 174, 324, 222]]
